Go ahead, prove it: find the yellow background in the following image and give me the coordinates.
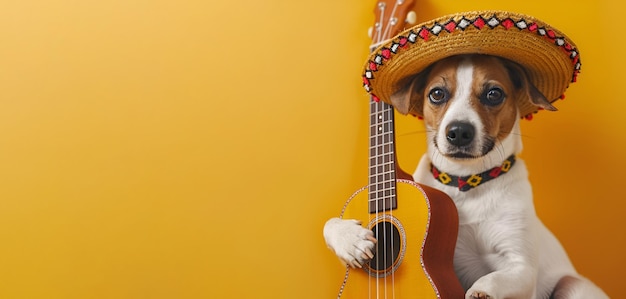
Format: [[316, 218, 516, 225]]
[[0, 0, 623, 298]]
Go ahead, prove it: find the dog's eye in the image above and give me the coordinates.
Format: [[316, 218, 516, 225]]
[[482, 87, 505, 106], [428, 88, 448, 104]]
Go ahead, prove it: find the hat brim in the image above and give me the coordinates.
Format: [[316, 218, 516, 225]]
[[362, 10, 581, 118]]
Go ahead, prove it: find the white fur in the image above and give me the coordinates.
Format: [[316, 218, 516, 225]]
[[434, 60, 489, 167], [415, 58, 607, 299], [415, 123, 607, 298], [324, 56, 608, 299], [323, 217, 375, 269]]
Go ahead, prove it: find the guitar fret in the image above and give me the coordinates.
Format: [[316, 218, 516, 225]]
[[367, 192, 396, 201], [367, 183, 396, 193], [369, 176, 394, 187], [369, 164, 394, 175], [368, 143, 394, 151], [369, 122, 394, 132], [369, 163, 394, 174], [367, 193, 396, 201]]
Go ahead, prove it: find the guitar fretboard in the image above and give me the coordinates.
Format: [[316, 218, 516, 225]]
[[368, 99, 398, 213], [365, 0, 416, 214]]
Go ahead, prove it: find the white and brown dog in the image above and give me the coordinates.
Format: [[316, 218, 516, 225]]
[[324, 54, 608, 299]]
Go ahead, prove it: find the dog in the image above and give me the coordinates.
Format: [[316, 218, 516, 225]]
[[324, 54, 608, 299]]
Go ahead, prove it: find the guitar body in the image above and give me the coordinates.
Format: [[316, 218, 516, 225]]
[[340, 180, 464, 298]]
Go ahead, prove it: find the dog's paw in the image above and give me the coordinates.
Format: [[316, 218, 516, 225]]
[[323, 217, 376, 268], [467, 291, 491, 299]]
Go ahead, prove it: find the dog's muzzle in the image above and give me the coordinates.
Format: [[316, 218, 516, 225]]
[[446, 121, 475, 147], [440, 121, 495, 159]]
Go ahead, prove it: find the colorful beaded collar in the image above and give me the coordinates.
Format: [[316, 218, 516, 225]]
[[431, 155, 516, 192]]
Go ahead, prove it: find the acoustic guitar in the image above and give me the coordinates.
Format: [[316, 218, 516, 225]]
[[334, 1, 465, 298]]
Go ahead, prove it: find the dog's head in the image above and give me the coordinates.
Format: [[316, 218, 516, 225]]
[[391, 54, 556, 161]]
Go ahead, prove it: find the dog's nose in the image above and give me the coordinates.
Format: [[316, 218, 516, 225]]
[[446, 121, 475, 147]]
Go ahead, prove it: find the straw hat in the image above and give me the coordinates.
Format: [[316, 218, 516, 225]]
[[362, 10, 581, 119]]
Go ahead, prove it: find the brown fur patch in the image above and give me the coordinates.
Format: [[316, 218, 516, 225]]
[[421, 57, 460, 132]]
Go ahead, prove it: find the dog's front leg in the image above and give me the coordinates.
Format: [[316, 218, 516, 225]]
[[464, 219, 540, 299], [467, 265, 537, 299], [323, 217, 376, 268]]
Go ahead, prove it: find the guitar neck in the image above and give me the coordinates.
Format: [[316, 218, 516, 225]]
[[368, 98, 398, 213], [366, 0, 417, 214]]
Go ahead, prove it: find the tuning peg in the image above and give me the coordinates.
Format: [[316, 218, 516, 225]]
[[406, 11, 417, 24]]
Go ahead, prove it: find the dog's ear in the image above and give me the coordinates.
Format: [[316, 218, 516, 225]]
[[390, 69, 430, 115], [504, 60, 558, 112]]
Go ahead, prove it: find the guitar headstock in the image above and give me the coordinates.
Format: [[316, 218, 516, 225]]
[[369, 0, 417, 50]]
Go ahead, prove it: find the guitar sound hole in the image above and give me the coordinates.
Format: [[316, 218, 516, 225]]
[[369, 221, 401, 272]]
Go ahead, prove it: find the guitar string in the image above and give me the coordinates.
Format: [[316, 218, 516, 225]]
[[372, 5, 382, 299], [380, 5, 386, 298], [382, 2, 400, 49], [374, 3, 384, 299], [368, 91, 373, 298], [372, 97, 386, 299], [386, 2, 400, 298], [390, 1, 404, 297], [387, 105, 394, 299]]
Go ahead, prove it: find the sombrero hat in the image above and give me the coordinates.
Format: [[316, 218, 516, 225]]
[[362, 10, 581, 119]]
